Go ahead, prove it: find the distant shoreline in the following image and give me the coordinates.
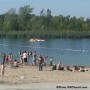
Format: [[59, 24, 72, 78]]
[[0, 31, 90, 39]]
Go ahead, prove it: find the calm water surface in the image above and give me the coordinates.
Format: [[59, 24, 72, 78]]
[[0, 38, 90, 66]]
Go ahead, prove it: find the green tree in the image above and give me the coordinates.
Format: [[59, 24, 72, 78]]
[[3, 8, 18, 31], [18, 5, 33, 31], [0, 14, 5, 31]]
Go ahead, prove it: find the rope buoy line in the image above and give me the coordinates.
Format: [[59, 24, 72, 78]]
[[0, 43, 88, 52]]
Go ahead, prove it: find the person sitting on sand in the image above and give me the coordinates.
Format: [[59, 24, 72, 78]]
[[0, 62, 5, 77], [12, 59, 19, 68], [56, 61, 61, 70], [56, 61, 64, 70], [79, 66, 88, 72], [74, 66, 80, 71], [66, 66, 73, 71], [52, 64, 56, 70]]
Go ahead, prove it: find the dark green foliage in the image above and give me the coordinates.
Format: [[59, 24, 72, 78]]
[[0, 5, 90, 38]]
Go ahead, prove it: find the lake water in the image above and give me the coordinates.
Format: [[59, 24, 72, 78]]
[[0, 38, 90, 66]]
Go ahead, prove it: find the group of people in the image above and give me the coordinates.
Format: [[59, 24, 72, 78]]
[[52, 63, 88, 72], [1, 50, 54, 67], [1, 52, 13, 64], [0, 50, 88, 78], [0, 50, 55, 77], [52, 61, 64, 71], [19, 51, 54, 71]]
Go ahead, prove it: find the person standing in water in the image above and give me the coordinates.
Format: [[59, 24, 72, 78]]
[[32, 51, 37, 66], [23, 51, 28, 65], [9, 52, 13, 62], [50, 57, 53, 66]]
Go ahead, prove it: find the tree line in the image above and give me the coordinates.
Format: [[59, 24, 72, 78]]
[[0, 5, 90, 38]]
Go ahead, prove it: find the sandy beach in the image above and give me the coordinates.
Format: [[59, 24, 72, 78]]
[[0, 65, 90, 84], [0, 65, 90, 90]]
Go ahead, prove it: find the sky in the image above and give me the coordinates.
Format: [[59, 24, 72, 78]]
[[0, 0, 90, 19]]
